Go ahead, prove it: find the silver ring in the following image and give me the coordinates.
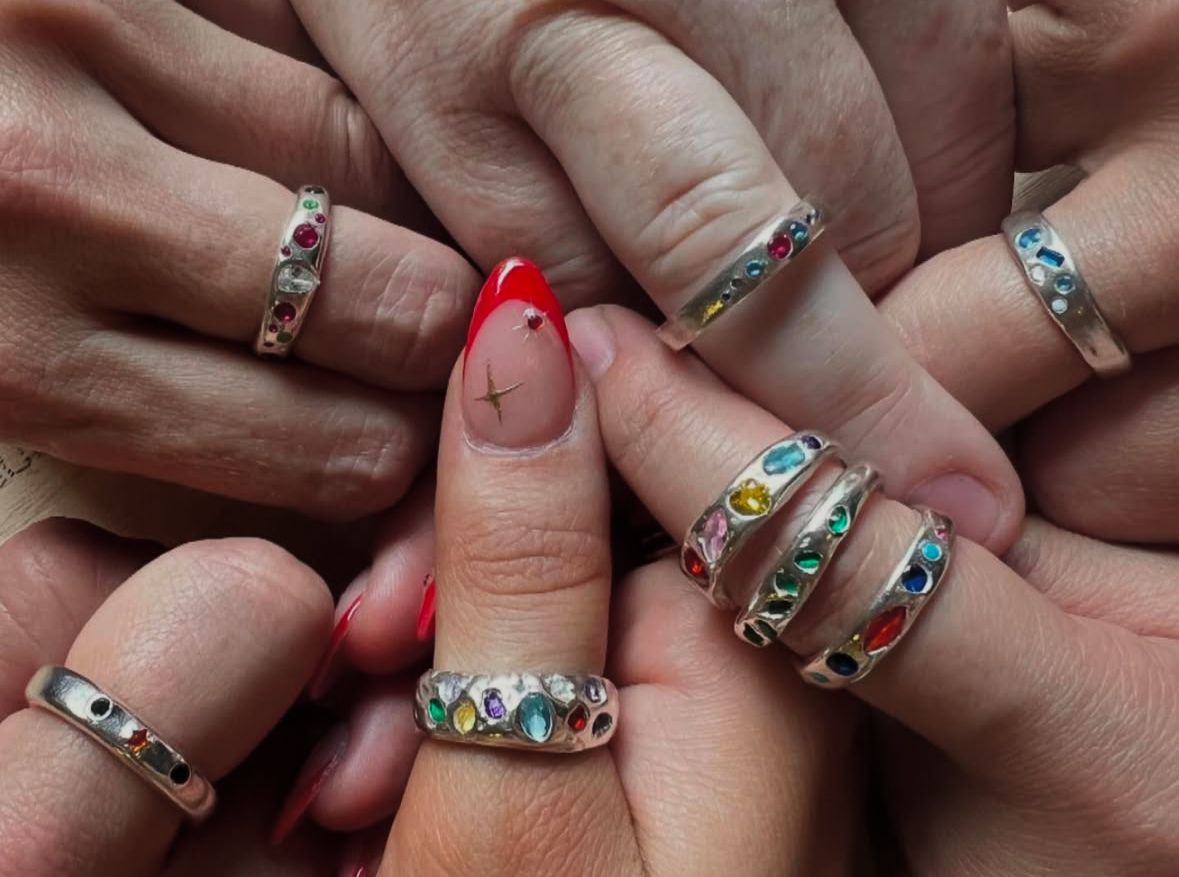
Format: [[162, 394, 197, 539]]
[[656, 200, 825, 351], [680, 432, 839, 609], [414, 670, 618, 753], [255, 185, 332, 357], [25, 666, 215, 821], [1002, 210, 1130, 376], [799, 509, 954, 689], [735, 463, 880, 648]]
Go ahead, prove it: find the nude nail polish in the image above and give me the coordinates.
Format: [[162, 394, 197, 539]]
[[462, 258, 574, 450]]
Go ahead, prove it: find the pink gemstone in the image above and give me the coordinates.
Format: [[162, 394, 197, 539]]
[[699, 509, 729, 563], [314, 213, 327, 224], [268, 324, 278, 333], [274, 302, 297, 324], [768, 233, 794, 261], [293, 224, 319, 249], [934, 526, 950, 540], [281, 246, 291, 257]]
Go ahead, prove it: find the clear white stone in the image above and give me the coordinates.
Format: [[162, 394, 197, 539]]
[[1029, 266, 1047, 285], [276, 262, 319, 296], [436, 673, 466, 704], [1051, 298, 1069, 315], [544, 674, 576, 704]]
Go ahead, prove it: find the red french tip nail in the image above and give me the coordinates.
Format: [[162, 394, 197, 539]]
[[465, 258, 570, 371], [306, 593, 365, 701], [270, 725, 349, 847], [416, 575, 436, 642]]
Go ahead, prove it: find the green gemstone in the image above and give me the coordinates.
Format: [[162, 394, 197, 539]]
[[276, 331, 294, 344], [427, 698, 446, 724], [302, 198, 320, 210], [828, 506, 850, 535], [742, 624, 765, 647], [794, 551, 822, 573], [774, 571, 800, 597]]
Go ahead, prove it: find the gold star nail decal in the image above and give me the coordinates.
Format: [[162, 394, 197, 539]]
[[475, 362, 523, 423]]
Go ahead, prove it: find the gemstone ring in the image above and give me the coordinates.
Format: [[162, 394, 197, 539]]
[[735, 462, 881, 648], [25, 665, 216, 821], [679, 432, 841, 609], [1002, 210, 1130, 377], [414, 670, 618, 753], [255, 185, 332, 357], [799, 508, 954, 688], [655, 200, 825, 351]]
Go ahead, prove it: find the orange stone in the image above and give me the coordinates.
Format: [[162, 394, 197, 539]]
[[128, 729, 150, 754], [863, 607, 907, 653]]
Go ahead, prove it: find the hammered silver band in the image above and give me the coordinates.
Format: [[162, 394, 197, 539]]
[[679, 432, 840, 609], [255, 185, 332, 357], [26, 666, 215, 821], [656, 201, 825, 351], [1002, 210, 1130, 376], [799, 509, 954, 689], [415, 670, 618, 753], [735, 463, 880, 648]]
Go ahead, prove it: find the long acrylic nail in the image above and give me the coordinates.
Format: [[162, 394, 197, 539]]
[[463, 258, 574, 449], [416, 574, 436, 642], [306, 592, 365, 701], [270, 723, 349, 846]]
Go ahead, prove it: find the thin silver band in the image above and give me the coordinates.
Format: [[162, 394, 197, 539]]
[[735, 463, 880, 648], [26, 666, 215, 821], [1002, 210, 1130, 376], [255, 185, 332, 357], [656, 201, 825, 351], [415, 670, 618, 753]]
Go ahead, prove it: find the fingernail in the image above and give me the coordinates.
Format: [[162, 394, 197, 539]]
[[306, 592, 365, 701], [270, 723, 349, 846], [567, 307, 616, 381], [907, 473, 1000, 546], [463, 257, 574, 449], [416, 574, 436, 642]]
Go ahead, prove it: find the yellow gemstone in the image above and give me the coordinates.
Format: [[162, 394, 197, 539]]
[[453, 701, 477, 735], [702, 299, 725, 323], [729, 479, 772, 516]]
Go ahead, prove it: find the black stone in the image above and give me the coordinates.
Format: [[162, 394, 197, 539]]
[[742, 624, 765, 647], [169, 762, 191, 786], [89, 697, 112, 719], [826, 653, 859, 677], [765, 599, 794, 617], [592, 714, 613, 738]]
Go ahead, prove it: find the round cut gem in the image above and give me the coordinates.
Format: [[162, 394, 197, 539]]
[[763, 443, 805, 475], [169, 763, 191, 786], [1055, 274, 1076, 294], [1029, 265, 1047, 284], [592, 714, 613, 738], [276, 262, 319, 295], [794, 551, 822, 573], [280, 246, 291, 257], [453, 701, 477, 734], [567, 704, 589, 732], [863, 607, 907, 653], [826, 653, 859, 677], [292, 223, 319, 249], [768, 233, 794, 260], [482, 689, 507, 720], [729, 479, 772, 516], [302, 198, 319, 210], [314, 213, 327, 224], [1017, 227, 1043, 249], [1051, 298, 1068, 315], [745, 260, 767, 279], [789, 221, 809, 244], [273, 302, 298, 324], [683, 546, 708, 582], [89, 697, 112, 719], [920, 541, 944, 562], [517, 693, 554, 743], [828, 506, 850, 535], [901, 565, 930, 594], [276, 331, 294, 344], [801, 434, 822, 450], [526, 309, 544, 330], [427, 698, 446, 724]]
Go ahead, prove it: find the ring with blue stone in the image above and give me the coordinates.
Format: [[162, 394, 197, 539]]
[[1002, 210, 1130, 376], [798, 508, 954, 689], [655, 200, 826, 351], [734, 462, 881, 648], [679, 431, 842, 609], [414, 670, 618, 753]]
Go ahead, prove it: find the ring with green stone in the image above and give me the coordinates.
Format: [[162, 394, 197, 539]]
[[735, 462, 881, 648]]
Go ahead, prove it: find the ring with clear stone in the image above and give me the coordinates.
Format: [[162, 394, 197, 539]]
[[1002, 210, 1130, 376], [414, 670, 618, 753], [255, 185, 332, 357]]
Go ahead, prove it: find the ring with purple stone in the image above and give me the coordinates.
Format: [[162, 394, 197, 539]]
[[798, 508, 954, 689], [414, 670, 618, 753], [1002, 210, 1130, 376], [655, 199, 825, 351], [679, 432, 841, 609], [254, 185, 332, 357], [735, 462, 880, 648]]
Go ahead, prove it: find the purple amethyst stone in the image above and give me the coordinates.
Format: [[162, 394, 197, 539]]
[[482, 689, 507, 721]]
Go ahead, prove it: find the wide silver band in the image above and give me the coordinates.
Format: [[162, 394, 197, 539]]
[[255, 185, 332, 357], [735, 463, 880, 648], [799, 509, 954, 689], [656, 201, 825, 351], [1002, 211, 1130, 376], [25, 666, 215, 821], [415, 670, 618, 753], [679, 432, 839, 609]]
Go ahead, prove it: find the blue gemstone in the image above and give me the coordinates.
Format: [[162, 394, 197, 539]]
[[801, 434, 822, 450], [517, 693, 554, 743], [901, 565, 930, 594], [826, 653, 858, 677], [1017, 227, 1043, 249], [745, 260, 767, 279], [1037, 247, 1065, 269], [789, 221, 809, 244], [763, 443, 805, 475], [920, 542, 944, 562], [1055, 275, 1076, 294]]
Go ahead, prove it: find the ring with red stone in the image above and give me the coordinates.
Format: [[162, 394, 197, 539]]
[[798, 508, 954, 689], [655, 200, 825, 351], [679, 432, 841, 609], [414, 670, 618, 753], [735, 462, 881, 648], [255, 185, 332, 357], [25, 665, 216, 821]]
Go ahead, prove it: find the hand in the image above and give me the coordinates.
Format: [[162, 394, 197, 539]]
[[0, 0, 480, 519]]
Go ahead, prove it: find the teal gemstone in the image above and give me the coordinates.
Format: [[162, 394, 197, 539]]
[[794, 551, 822, 573], [745, 260, 767, 279], [1055, 275, 1076, 293], [774, 571, 801, 597], [810, 672, 830, 685], [1017, 227, 1042, 249], [789, 221, 809, 244], [517, 693, 554, 743], [828, 506, 850, 535], [920, 541, 944, 562], [763, 443, 805, 475]]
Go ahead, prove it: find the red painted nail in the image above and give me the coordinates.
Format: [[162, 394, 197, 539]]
[[306, 593, 365, 701], [464, 257, 570, 371], [270, 724, 349, 846], [416, 575, 436, 642]]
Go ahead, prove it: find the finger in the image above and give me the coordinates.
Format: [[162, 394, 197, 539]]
[[177, 0, 324, 66], [0, 538, 333, 877], [880, 149, 1179, 431], [0, 519, 158, 717]]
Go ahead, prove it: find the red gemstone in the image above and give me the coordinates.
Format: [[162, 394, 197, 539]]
[[526, 311, 544, 331], [281, 246, 291, 257], [128, 729, 150, 754], [293, 224, 319, 249], [684, 547, 708, 582], [314, 213, 327, 224], [863, 607, 907, 653], [768, 233, 794, 260], [567, 704, 589, 732], [274, 302, 297, 324]]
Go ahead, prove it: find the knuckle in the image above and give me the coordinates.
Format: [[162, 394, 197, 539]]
[[323, 86, 401, 199], [605, 357, 701, 477], [825, 358, 924, 450], [309, 411, 422, 520]]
